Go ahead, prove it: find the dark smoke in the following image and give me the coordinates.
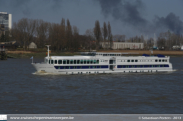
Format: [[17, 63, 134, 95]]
[[154, 13, 183, 34], [98, 0, 183, 36], [98, 0, 147, 27]]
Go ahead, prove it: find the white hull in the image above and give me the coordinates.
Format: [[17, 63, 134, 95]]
[[31, 48, 174, 75], [32, 63, 173, 75]]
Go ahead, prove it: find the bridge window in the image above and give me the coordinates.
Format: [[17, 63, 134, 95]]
[[90, 60, 93, 64], [84, 60, 86, 64], [87, 60, 90, 64], [77, 60, 80, 64], [93, 60, 96, 64], [63, 60, 66, 64], [80, 60, 83, 64], [74, 60, 77, 64], [97, 60, 99, 64], [55, 60, 57, 64], [58, 60, 62, 64], [70, 60, 73, 64]]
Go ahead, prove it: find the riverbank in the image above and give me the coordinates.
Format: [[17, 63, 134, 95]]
[[6, 50, 183, 58]]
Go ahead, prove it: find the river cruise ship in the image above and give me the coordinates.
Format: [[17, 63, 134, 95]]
[[32, 46, 173, 74]]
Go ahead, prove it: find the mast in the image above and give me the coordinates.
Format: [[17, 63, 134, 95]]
[[45, 45, 51, 57]]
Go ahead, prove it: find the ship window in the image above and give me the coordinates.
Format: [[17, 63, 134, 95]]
[[84, 60, 86, 64], [164, 60, 167, 62], [55, 60, 57, 64], [51, 60, 53, 64], [63, 60, 66, 64], [162, 59, 164, 62], [97, 60, 99, 64], [80, 60, 83, 64], [159, 59, 161, 62], [70, 60, 73, 64], [49, 60, 50, 64], [90, 60, 93, 64], [155, 59, 158, 62], [127, 60, 130, 62], [87, 60, 90, 64], [131, 60, 134, 62], [58, 60, 62, 64], [74, 60, 76, 64], [135, 60, 138, 62], [77, 60, 80, 64], [94, 60, 96, 64]]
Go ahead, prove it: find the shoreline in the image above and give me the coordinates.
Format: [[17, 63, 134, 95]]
[[6, 50, 183, 59]]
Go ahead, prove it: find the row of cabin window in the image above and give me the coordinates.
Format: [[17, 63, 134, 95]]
[[119, 59, 168, 62], [49, 59, 99, 64], [55, 65, 108, 69], [97, 54, 121, 56], [117, 65, 169, 68]]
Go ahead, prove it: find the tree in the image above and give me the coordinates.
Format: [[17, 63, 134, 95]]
[[102, 22, 108, 49], [94, 20, 101, 50], [12, 18, 36, 50], [66, 19, 72, 51], [108, 22, 113, 49], [36, 19, 49, 48], [85, 29, 95, 51], [72, 26, 80, 51]]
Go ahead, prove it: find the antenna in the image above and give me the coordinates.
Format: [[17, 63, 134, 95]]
[[45, 45, 51, 57]]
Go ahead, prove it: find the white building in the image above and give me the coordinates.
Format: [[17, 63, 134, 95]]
[[28, 42, 37, 49], [100, 42, 144, 49], [0, 12, 12, 30]]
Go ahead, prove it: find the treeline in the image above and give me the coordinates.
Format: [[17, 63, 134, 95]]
[[1, 17, 183, 51], [0, 18, 113, 51], [11, 18, 84, 51]]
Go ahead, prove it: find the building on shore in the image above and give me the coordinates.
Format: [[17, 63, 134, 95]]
[[0, 12, 12, 37], [100, 42, 144, 50], [28, 42, 37, 49], [0, 41, 18, 49], [0, 12, 12, 30]]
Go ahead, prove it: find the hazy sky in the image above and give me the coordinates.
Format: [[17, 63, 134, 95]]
[[0, 0, 183, 38]]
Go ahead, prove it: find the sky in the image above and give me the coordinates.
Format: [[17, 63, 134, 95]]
[[0, 0, 183, 38]]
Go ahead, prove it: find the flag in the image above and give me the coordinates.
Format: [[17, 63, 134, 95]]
[[30, 56, 33, 59]]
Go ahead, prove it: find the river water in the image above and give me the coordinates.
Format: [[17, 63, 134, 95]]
[[0, 57, 183, 114]]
